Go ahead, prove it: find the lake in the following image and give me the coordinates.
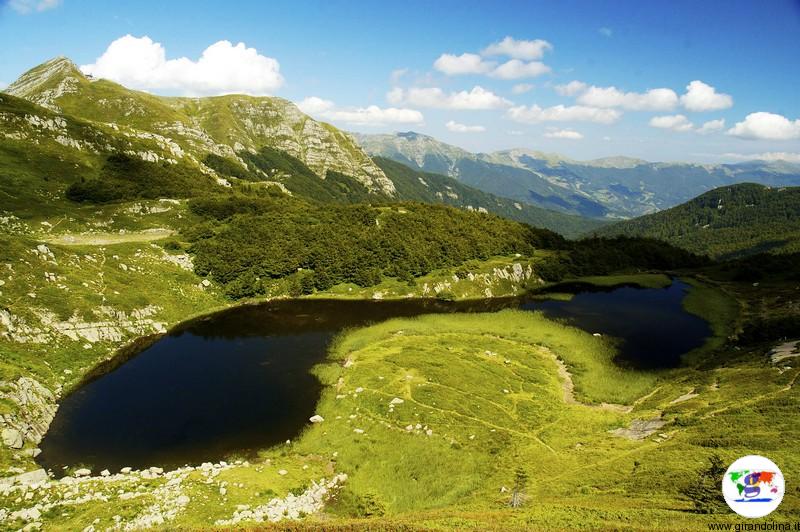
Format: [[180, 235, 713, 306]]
[[37, 279, 709, 474]]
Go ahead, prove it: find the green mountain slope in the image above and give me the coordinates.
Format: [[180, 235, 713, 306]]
[[5, 57, 395, 196], [356, 132, 800, 219], [595, 183, 800, 258], [2, 57, 603, 237], [374, 157, 607, 237]]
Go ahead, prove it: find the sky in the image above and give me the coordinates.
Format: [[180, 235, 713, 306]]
[[1, 0, 799, 163]]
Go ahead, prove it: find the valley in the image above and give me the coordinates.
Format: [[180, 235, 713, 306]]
[[0, 49, 798, 531]]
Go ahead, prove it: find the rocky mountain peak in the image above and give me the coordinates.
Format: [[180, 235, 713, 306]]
[[4, 56, 85, 112]]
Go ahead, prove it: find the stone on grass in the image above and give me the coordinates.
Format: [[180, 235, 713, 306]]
[[309, 415, 324, 423], [2, 428, 24, 449]]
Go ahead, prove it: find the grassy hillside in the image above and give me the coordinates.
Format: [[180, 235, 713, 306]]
[[596, 183, 800, 259]]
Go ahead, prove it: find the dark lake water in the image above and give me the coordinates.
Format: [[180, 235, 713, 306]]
[[37, 279, 709, 475]]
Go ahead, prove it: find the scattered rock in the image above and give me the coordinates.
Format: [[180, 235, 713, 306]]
[[610, 417, 666, 440], [1, 428, 23, 449], [74, 468, 91, 477], [309, 415, 324, 423]]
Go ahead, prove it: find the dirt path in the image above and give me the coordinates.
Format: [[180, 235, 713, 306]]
[[544, 347, 633, 413], [43, 229, 175, 246]]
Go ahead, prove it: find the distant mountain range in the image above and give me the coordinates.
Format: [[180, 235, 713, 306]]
[[354, 132, 800, 219], [0, 57, 598, 237], [596, 183, 800, 258]]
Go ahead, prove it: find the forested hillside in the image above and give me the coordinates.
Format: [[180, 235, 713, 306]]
[[596, 184, 800, 258]]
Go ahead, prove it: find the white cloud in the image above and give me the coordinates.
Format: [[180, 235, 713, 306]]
[[544, 128, 583, 140], [554, 80, 588, 97], [697, 118, 725, 134], [508, 130, 525, 136], [323, 106, 424, 126], [296, 96, 334, 115], [81, 35, 284, 96], [511, 83, 534, 95], [390, 68, 408, 85], [0, 81, 7, 90], [599, 27, 613, 37], [578, 85, 678, 111], [721, 152, 800, 163], [298, 97, 423, 126], [445, 120, 485, 133], [489, 59, 550, 79], [649, 114, 694, 132], [387, 86, 511, 110], [680, 80, 733, 112], [8, 0, 61, 13], [482, 37, 553, 60], [433, 53, 494, 75], [507, 104, 621, 124], [726, 112, 800, 140]]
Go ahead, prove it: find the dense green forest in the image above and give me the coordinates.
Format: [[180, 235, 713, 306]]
[[596, 183, 800, 259], [184, 191, 702, 299]]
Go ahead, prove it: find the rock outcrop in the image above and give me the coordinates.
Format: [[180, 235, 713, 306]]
[[0, 377, 57, 449]]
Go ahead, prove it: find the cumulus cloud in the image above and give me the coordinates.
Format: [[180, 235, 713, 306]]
[[323, 106, 424, 126], [80, 35, 284, 96], [445, 120, 486, 133], [726, 112, 800, 140], [489, 59, 550, 79], [578, 85, 678, 111], [649, 114, 694, 132], [554, 80, 588, 97], [297, 96, 423, 126], [512, 83, 534, 95], [296, 96, 334, 115], [544, 128, 583, 139], [387, 86, 511, 110], [697, 118, 725, 134], [721, 152, 800, 163], [680, 80, 733, 112], [482, 37, 553, 60], [8, 0, 61, 13], [507, 104, 621, 124], [433, 53, 494, 75]]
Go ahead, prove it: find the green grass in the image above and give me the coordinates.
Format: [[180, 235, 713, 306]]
[[567, 273, 673, 289], [2, 291, 798, 529], [680, 277, 741, 363]]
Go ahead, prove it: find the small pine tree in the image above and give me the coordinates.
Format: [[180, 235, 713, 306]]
[[510, 467, 528, 508], [682, 454, 727, 514]]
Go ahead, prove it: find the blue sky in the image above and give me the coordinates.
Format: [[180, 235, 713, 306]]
[[1, 0, 799, 162]]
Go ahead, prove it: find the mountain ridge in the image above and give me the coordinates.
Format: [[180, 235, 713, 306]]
[[355, 131, 800, 219], [1, 57, 601, 236]]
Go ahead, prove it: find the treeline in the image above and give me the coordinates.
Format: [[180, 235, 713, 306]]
[[186, 193, 564, 299], [535, 237, 708, 282]]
